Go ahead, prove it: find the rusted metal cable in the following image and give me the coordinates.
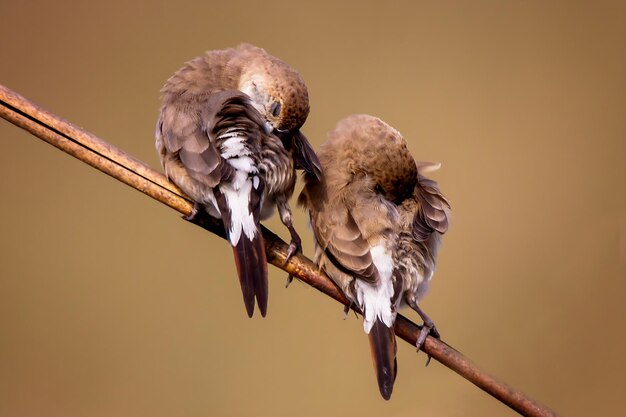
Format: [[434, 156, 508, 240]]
[[0, 84, 560, 417]]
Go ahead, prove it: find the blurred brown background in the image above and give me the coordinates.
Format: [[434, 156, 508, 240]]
[[1, 1, 625, 416]]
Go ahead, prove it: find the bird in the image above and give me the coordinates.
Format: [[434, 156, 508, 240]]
[[298, 114, 450, 400], [155, 44, 321, 318]]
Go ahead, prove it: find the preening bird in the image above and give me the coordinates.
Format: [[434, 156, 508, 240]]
[[156, 44, 321, 318], [299, 114, 450, 400]]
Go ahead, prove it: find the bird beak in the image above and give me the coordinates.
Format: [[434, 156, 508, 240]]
[[263, 121, 273, 134], [271, 127, 292, 143]]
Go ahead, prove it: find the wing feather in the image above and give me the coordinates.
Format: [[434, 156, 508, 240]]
[[413, 175, 450, 241], [300, 176, 379, 283]]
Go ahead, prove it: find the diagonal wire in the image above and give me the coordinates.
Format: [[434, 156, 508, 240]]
[[0, 84, 559, 417]]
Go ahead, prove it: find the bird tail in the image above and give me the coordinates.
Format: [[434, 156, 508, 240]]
[[367, 318, 397, 400], [231, 231, 268, 317], [215, 184, 268, 318]]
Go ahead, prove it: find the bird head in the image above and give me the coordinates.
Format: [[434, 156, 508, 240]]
[[322, 114, 418, 204], [238, 45, 310, 135]]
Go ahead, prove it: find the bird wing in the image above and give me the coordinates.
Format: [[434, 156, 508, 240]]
[[323, 207, 379, 283], [413, 175, 451, 241], [158, 94, 227, 188], [158, 90, 272, 186], [299, 177, 379, 284]]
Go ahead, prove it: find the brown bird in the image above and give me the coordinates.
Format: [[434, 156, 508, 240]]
[[156, 44, 321, 317], [299, 114, 450, 399]]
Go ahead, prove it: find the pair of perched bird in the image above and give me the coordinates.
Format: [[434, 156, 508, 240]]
[[155, 44, 450, 400]]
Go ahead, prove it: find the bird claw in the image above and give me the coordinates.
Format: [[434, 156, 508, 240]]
[[429, 324, 441, 340], [415, 322, 439, 350], [415, 326, 428, 353], [283, 229, 301, 286], [282, 229, 302, 265], [283, 226, 301, 283], [182, 202, 203, 223], [416, 322, 440, 367], [283, 240, 300, 265], [342, 302, 359, 319], [285, 274, 294, 288], [409, 301, 439, 366]]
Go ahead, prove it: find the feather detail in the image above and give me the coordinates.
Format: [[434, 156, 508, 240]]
[[368, 318, 397, 400], [413, 175, 451, 241], [291, 130, 322, 179]]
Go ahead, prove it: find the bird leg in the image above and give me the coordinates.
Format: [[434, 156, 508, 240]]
[[407, 299, 440, 365], [277, 199, 302, 287], [278, 205, 302, 262], [277, 199, 301, 287], [276, 198, 301, 261]]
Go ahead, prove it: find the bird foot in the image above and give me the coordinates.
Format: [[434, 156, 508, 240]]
[[282, 227, 302, 265], [408, 301, 440, 365], [416, 322, 440, 366], [182, 202, 203, 223], [284, 241, 300, 263], [415, 322, 439, 352], [284, 228, 303, 287]]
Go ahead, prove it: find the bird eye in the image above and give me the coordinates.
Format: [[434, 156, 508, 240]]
[[270, 101, 281, 117], [374, 184, 384, 194]]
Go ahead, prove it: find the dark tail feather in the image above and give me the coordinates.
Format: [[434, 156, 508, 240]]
[[214, 187, 268, 318], [231, 232, 268, 317], [292, 130, 322, 180], [367, 318, 397, 400]]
